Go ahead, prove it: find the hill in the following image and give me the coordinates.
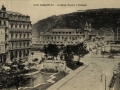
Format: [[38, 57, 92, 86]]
[[32, 8, 120, 37]]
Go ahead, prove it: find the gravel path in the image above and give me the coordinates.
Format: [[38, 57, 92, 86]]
[[58, 55, 120, 90]]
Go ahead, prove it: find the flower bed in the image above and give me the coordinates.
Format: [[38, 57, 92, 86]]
[[24, 72, 67, 90]]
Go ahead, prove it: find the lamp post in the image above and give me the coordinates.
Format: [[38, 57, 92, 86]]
[[101, 74, 106, 90], [64, 38, 67, 72], [89, 38, 90, 51], [101, 45, 105, 58]]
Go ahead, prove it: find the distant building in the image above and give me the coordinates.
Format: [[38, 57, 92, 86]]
[[91, 28, 114, 46], [32, 22, 96, 50], [104, 29, 114, 42], [114, 27, 120, 44], [32, 28, 85, 49], [0, 5, 32, 63]]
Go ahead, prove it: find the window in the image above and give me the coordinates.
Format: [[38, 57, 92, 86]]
[[69, 32, 71, 34], [23, 42, 25, 47], [4, 21, 6, 25], [27, 34, 29, 37], [20, 34, 22, 38], [23, 25, 25, 28], [11, 24, 13, 28], [18, 16, 21, 20], [27, 25, 29, 29], [11, 34, 13, 39], [3, 13, 5, 17], [27, 42, 29, 46], [19, 24, 21, 28], [20, 42, 21, 47], [24, 34, 26, 38], [15, 34, 17, 38], [0, 21, 1, 25], [15, 24, 17, 28]]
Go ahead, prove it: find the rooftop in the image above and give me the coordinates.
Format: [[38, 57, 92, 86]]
[[6, 11, 24, 16], [52, 29, 76, 32]]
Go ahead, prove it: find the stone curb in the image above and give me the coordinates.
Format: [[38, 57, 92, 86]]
[[47, 64, 89, 90], [24, 71, 40, 76]]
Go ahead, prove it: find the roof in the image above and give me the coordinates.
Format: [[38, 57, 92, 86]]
[[52, 29, 76, 32], [6, 11, 24, 16]]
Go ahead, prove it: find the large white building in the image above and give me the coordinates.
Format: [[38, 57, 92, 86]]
[[32, 28, 85, 48], [32, 22, 97, 50], [0, 17, 6, 63]]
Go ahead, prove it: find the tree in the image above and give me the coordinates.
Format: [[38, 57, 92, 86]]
[[1, 58, 31, 90], [3, 55, 7, 64], [47, 44, 59, 59], [72, 43, 88, 63], [64, 45, 73, 61], [43, 45, 48, 59]]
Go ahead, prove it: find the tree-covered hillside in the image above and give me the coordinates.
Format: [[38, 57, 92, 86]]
[[32, 8, 120, 37]]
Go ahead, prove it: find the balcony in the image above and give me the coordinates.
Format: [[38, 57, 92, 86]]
[[0, 25, 7, 28], [9, 29, 32, 33], [9, 38, 31, 41], [8, 46, 31, 50]]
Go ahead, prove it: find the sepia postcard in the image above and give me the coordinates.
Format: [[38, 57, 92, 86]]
[[0, 0, 120, 90]]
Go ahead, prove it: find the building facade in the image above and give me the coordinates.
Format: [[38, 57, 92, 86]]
[[0, 13, 6, 63], [32, 21, 97, 50], [32, 28, 85, 49], [114, 27, 120, 44], [0, 5, 32, 63]]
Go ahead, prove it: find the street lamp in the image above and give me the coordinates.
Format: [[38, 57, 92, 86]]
[[101, 45, 105, 58], [101, 74, 106, 90]]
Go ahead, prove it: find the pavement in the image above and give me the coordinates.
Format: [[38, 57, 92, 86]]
[[47, 53, 120, 90], [47, 64, 89, 90]]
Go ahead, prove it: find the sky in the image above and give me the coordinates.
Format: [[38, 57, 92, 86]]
[[0, 0, 120, 24]]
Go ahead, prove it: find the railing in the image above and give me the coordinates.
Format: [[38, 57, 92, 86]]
[[9, 46, 31, 50], [9, 29, 32, 33], [9, 38, 31, 41], [8, 18, 31, 22]]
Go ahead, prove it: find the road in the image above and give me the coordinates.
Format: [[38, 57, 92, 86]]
[[57, 54, 120, 90]]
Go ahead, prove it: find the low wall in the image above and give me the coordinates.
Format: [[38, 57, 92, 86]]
[[43, 60, 66, 72], [111, 45, 120, 50]]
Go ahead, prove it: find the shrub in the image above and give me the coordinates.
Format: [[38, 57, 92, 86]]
[[108, 55, 114, 59], [41, 68, 58, 73], [76, 61, 84, 66], [32, 58, 38, 62]]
